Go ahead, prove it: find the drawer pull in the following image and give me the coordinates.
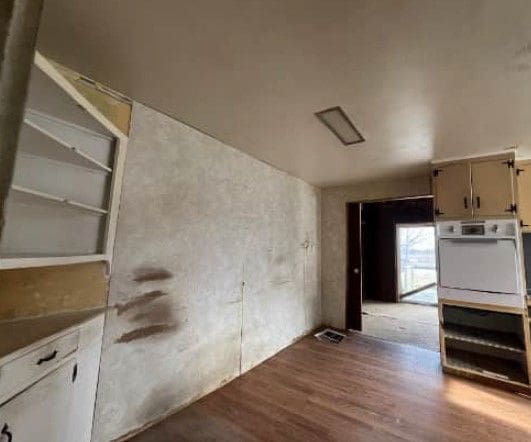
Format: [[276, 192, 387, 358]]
[[36, 350, 57, 365], [1, 424, 12, 442]]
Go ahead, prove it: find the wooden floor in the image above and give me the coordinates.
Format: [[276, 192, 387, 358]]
[[128, 333, 531, 442]]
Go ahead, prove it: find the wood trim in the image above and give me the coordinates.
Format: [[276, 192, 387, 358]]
[[102, 137, 128, 272], [438, 300, 447, 365], [349, 194, 433, 205], [516, 159, 531, 232], [432, 149, 516, 166], [439, 298, 525, 315], [442, 364, 530, 392], [345, 203, 362, 330], [523, 305, 531, 385]]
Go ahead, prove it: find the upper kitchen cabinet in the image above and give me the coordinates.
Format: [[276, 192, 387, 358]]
[[517, 159, 531, 232], [471, 157, 516, 218], [432, 162, 471, 219], [0, 52, 130, 270], [432, 153, 517, 220]]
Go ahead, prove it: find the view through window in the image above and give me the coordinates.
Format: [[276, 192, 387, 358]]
[[397, 225, 437, 305]]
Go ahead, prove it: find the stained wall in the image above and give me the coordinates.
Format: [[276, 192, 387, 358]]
[[93, 102, 321, 441]]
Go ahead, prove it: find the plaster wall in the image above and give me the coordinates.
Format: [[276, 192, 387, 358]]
[[321, 176, 431, 329], [93, 102, 321, 441]]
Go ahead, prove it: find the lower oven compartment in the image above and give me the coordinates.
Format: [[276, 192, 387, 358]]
[[441, 304, 528, 385]]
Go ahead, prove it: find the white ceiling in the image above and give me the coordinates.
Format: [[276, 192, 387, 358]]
[[37, 0, 531, 187]]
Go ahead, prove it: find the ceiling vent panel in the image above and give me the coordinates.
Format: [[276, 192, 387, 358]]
[[315, 106, 364, 146]]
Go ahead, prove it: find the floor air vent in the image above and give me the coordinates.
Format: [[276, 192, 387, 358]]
[[315, 328, 346, 344]]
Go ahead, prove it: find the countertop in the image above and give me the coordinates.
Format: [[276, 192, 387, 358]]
[[0, 308, 104, 360]]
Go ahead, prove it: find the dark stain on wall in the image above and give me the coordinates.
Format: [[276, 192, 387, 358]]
[[115, 324, 177, 344], [133, 267, 173, 283], [115, 290, 168, 315], [114, 267, 180, 344], [130, 299, 175, 324], [135, 383, 180, 428], [515, 42, 531, 57]]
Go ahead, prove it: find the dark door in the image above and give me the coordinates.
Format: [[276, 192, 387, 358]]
[[346, 202, 362, 330]]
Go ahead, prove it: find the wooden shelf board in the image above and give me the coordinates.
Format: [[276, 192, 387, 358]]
[[446, 349, 528, 385], [443, 323, 525, 353], [10, 185, 108, 216], [21, 117, 112, 173], [0, 254, 107, 270]]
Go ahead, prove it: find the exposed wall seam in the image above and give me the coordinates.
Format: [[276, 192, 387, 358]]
[[239, 263, 245, 375]]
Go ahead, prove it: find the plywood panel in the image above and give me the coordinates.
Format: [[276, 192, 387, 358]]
[[51, 61, 132, 136], [0, 262, 108, 320]]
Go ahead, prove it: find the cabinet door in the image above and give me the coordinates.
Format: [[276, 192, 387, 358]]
[[432, 162, 472, 219], [0, 359, 75, 442], [471, 159, 515, 218], [516, 160, 531, 231]]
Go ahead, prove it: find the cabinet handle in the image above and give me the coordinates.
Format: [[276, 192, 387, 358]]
[[463, 197, 468, 209], [520, 220, 530, 228], [36, 350, 57, 365], [72, 363, 78, 383], [1, 424, 12, 442], [476, 196, 481, 208]]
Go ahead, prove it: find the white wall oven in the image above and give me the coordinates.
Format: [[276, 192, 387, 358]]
[[436, 219, 525, 308]]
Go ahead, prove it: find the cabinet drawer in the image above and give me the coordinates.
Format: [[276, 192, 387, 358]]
[[0, 330, 79, 401]]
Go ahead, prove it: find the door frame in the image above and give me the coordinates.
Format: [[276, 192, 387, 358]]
[[395, 222, 436, 302], [345, 195, 433, 331], [346, 202, 362, 330]]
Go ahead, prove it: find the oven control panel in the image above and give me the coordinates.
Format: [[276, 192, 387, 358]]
[[436, 219, 518, 239]]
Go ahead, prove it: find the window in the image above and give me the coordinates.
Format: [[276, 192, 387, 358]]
[[397, 225, 437, 298]]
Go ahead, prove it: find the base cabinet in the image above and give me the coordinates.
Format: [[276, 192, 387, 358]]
[[439, 302, 531, 389], [0, 313, 104, 442], [0, 359, 76, 442]]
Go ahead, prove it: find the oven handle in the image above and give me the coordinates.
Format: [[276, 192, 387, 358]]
[[442, 238, 500, 243]]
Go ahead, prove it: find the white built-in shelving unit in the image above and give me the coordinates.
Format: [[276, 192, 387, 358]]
[[0, 52, 128, 270]]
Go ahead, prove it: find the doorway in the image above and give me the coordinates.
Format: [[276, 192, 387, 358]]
[[346, 197, 440, 351]]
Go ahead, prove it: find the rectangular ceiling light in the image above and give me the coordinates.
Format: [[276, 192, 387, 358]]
[[315, 106, 365, 146]]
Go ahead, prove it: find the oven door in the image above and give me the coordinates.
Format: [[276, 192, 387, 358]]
[[438, 238, 520, 294]]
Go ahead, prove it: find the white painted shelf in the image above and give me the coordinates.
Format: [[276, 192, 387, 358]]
[[0, 254, 106, 270], [0, 52, 128, 270], [10, 185, 108, 215], [20, 118, 112, 173]]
